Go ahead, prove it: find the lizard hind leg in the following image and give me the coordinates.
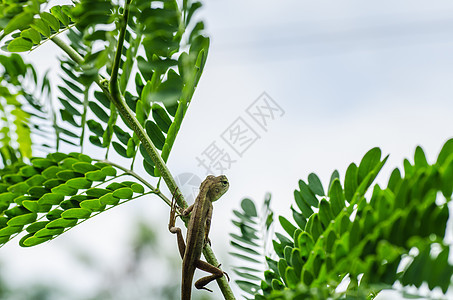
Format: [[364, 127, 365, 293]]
[[168, 190, 186, 259], [168, 189, 179, 231], [194, 260, 228, 292]]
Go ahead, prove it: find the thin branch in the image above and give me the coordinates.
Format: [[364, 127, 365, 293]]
[[51, 35, 84, 65], [108, 0, 187, 209], [101, 159, 172, 207]]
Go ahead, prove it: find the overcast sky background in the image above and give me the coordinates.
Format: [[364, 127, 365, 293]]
[[1, 0, 453, 299]]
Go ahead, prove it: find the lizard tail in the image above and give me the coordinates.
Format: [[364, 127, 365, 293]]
[[181, 275, 193, 300]]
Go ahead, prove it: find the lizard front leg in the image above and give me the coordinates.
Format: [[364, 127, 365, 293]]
[[168, 194, 186, 259], [204, 204, 213, 246]]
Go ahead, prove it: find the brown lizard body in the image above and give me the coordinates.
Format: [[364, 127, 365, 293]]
[[169, 175, 229, 300]]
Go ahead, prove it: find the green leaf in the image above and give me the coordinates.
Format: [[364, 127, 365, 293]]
[[51, 184, 77, 195], [34, 227, 64, 238], [89, 101, 109, 123], [0, 192, 16, 203], [40, 12, 60, 31], [357, 147, 381, 184], [298, 180, 318, 208], [26, 221, 49, 233], [294, 190, 313, 219], [126, 138, 136, 157], [28, 187, 49, 198], [106, 182, 126, 191], [112, 187, 133, 199], [4, 12, 34, 35], [99, 193, 119, 205], [72, 162, 98, 173], [101, 166, 116, 176], [7, 37, 33, 52], [46, 217, 77, 228], [94, 90, 110, 108], [22, 200, 38, 212], [66, 177, 92, 189], [328, 179, 345, 216], [0, 226, 22, 237], [230, 241, 260, 256], [7, 213, 37, 226], [145, 120, 165, 150], [42, 166, 62, 179], [437, 138, 453, 166], [291, 207, 306, 230], [86, 188, 110, 198], [151, 69, 183, 105], [59, 86, 82, 104], [30, 18, 51, 37], [124, 182, 141, 193], [414, 146, 428, 168], [61, 208, 91, 219], [60, 99, 81, 116], [25, 174, 46, 187], [318, 199, 334, 228], [50, 5, 70, 26], [87, 120, 104, 136], [279, 216, 296, 237], [85, 170, 107, 182], [113, 125, 131, 145], [308, 173, 324, 196], [22, 235, 52, 247], [112, 142, 128, 158], [46, 209, 63, 221], [80, 199, 105, 212], [344, 163, 358, 201], [56, 170, 82, 181], [19, 165, 39, 177], [152, 103, 172, 133], [186, 2, 202, 26], [8, 182, 29, 194], [241, 198, 257, 217]]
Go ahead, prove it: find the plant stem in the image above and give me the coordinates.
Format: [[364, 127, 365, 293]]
[[52, 32, 187, 208], [80, 87, 89, 152], [203, 245, 236, 300], [50, 35, 84, 65], [108, 0, 186, 209]]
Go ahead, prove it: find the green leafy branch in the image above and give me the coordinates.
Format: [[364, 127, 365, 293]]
[[2, 5, 75, 53], [0, 152, 153, 247], [230, 196, 274, 299], [236, 139, 453, 299]]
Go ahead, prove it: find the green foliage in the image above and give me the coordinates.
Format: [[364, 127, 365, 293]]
[[230, 140, 453, 299], [0, 152, 147, 247], [0, 0, 211, 250], [230, 196, 274, 299], [0, 53, 55, 163], [1, 4, 74, 52]]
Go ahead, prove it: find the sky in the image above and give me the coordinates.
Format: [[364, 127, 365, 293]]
[[1, 0, 453, 299]]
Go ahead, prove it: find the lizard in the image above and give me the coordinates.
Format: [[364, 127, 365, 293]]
[[168, 175, 230, 300]]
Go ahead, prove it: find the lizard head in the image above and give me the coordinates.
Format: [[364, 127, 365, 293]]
[[206, 175, 229, 202]]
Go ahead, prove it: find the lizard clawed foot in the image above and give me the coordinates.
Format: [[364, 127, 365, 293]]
[[217, 264, 230, 282], [199, 286, 213, 293]]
